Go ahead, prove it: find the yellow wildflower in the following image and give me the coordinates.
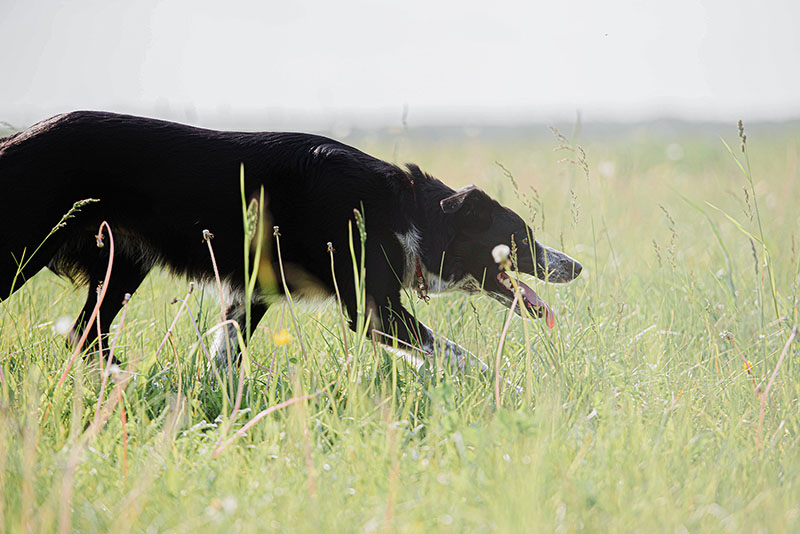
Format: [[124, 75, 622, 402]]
[[273, 329, 292, 346]]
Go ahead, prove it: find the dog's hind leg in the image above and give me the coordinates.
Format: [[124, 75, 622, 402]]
[[68, 253, 150, 360], [209, 296, 269, 369]]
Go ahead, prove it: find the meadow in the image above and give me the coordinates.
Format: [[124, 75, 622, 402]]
[[1, 120, 799, 533]]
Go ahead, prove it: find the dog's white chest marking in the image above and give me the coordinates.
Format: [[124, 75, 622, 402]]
[[394, 226, 456, 294]]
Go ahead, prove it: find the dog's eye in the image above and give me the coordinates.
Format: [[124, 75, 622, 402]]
[[521, 237, 529, 246]]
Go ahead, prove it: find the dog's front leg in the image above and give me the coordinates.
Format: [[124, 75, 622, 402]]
[[374, 304, 488, 375], [417, 323, 523, 395], [417, 323, 489, 375]]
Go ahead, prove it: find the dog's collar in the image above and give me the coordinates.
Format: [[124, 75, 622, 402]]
[[414, 259, 430, 303]]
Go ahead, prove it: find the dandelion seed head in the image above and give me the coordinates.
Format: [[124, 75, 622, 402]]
[[54, 316, 72, 336], [492, 244, 511, 265], [598, 160, 616, 178], [666, 143, 684, 161]]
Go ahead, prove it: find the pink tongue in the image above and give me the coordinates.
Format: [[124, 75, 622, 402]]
[[497, 273, 555, 329]]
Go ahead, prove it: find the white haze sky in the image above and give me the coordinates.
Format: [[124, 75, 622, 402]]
[[1, 0, 799, 129]]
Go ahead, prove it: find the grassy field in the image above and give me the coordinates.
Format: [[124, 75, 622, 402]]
[[1, 121, 799, 533]]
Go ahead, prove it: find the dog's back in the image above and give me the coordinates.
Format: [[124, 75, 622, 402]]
[[1, 111, 415, 299], [1, 112, 422, 362]]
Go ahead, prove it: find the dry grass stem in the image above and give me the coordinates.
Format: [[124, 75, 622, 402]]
[[213, 386, 330, 457], [757, 326, 798, 450], [56, 221, 116, 389]]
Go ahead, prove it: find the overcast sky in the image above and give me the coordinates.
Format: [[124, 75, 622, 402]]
[[1, 0, 799, 130]]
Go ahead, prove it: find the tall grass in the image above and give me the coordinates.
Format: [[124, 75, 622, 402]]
[[1, 123, 799, 532]]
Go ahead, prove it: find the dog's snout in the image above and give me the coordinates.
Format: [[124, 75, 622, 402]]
[[571, 260, 582, 278], [534, 242, 582, 283]]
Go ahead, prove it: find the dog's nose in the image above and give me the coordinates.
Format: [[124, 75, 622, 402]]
[[572, 260, 583, 278]]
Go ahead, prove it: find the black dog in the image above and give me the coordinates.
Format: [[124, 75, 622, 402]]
[[0, 111, 581, 371]]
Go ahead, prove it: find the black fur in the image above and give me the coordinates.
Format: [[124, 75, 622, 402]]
[[0, 111, 581, 369]]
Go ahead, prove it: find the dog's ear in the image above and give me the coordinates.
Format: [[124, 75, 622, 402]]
[[440, 186, 493, 231]]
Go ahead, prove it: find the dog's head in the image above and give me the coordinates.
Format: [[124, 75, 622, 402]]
[[441, 185, 582, 326]]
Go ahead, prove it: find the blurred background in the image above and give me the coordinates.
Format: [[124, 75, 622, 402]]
[[4, 4, 800, 531], [1, 0, 799, 135]]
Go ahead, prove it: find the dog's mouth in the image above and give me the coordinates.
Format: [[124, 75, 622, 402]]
[[496, 272, 555, 329]]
